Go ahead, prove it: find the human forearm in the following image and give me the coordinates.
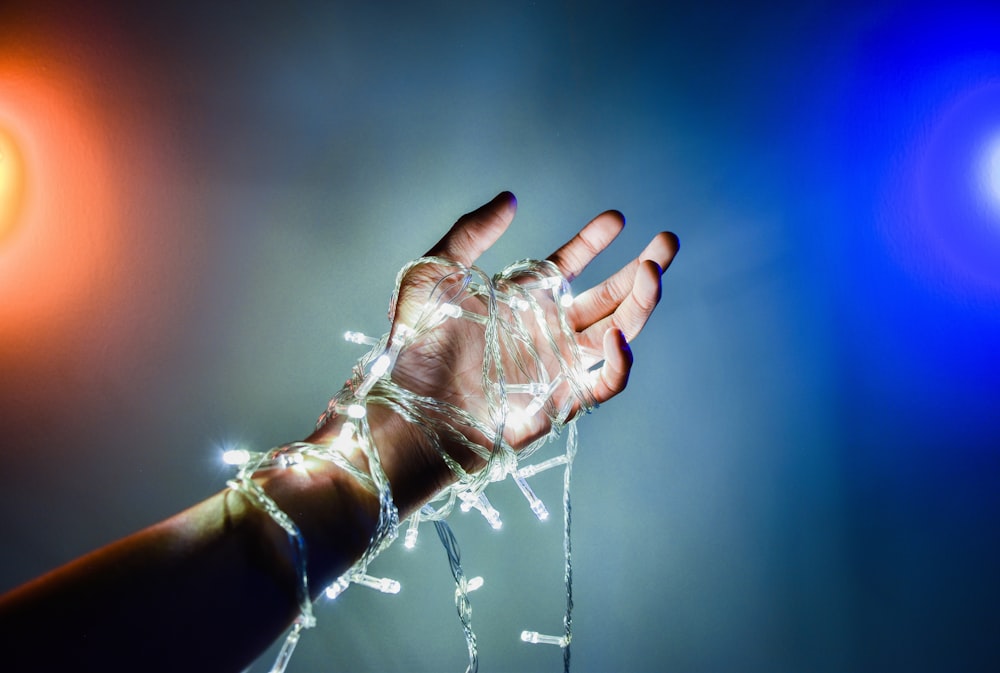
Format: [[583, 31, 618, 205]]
[[0, 192, 677, 673], [0, 413, 406, 672]]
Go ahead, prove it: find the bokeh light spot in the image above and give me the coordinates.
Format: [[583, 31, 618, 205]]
[[882, 79, 1000, 303], [0, 52, 121, 342], [0, 126, 24, 245], [987, 138, 1000, 213]]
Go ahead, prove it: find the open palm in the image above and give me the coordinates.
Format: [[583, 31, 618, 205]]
[[384, 192, 678, 485]]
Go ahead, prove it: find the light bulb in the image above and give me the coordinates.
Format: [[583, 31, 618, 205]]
[[524, 397, 545, 417], [523, 276, 562, 291], [370, 353, 391, 378], [222, 448, 251, 466], [513, 474, 549, 520], [344, 331, 378, 346], [278, 452, 304, 468], [377, 578, 402, 594], [459, 491, 503, 529], [506, 382, 550, 396], [404, 519, 419, 549], [437, 302, 488, 325], [325, 576, 350, 600], [517, 454, 568, 479], [509, 296, 530, 312], [354, 574, 401, 594], [332, 422, 357, 455], [530, 499, 549, 520], [520, 631, 567, 646]]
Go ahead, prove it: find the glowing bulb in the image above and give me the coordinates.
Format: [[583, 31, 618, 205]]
[[559, 292, 574, 308], [459, 491, 504, 529], [376, 578, 401, 594], [513, 474, 549, 520], [526, 276, 562, 291], [222, 448, 250, 466], [353, 574, 401, 594], [509, 296, 530, 312], [347, 403, 366, 419], [517, 454, 569, 479], [344, 331, 378, 346], [520, 631, 567, 646], [324, 576, 350, 600], [355, 326, 411, 398], [332, 421, 357, 455], [507, 382, 550, 396], [530, 499, 549, 520], [370, 353, 391, 378], [437, 302, 488, 324], [278, 452, 304, 468], [466, 576, 484, 592], [524, 397, 545, 416], [404, 518, 419, 549], [506, 408, 532, 434]]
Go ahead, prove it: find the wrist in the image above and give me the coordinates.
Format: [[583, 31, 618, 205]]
[[251, 448, 380, 597], [304, 406, 456, 519]]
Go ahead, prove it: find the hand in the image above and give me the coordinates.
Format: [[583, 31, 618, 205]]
[[382, 192, 678, 498]]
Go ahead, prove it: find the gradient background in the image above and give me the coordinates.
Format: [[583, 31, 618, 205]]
[[2, 1, 999, 671]]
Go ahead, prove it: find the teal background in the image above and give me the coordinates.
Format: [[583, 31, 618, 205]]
[[1, 1, 999, 671]]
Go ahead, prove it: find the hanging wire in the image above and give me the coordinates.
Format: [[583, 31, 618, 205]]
[[226, 256, 598, 672], [433, 518, 478, 673]]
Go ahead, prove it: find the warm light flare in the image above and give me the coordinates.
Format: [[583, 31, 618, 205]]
[[0, 127, 25, 244], [0, 53, 119, 341]]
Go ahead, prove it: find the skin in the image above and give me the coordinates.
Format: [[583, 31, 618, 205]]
[[0, 192, 678, 672]]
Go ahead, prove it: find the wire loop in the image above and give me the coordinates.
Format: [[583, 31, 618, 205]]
[[228, 257, 596, 672]]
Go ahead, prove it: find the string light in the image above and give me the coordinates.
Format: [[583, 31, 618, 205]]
[[226, 255, 597, 673], [344, 330, 379, 346], [459, 491, 503, 530], [403, 517, 420, 550], [517, 454, 569, 479], [513, 473, 550, 521], [520, 631, 569, 647], [332, 421, 357, 455], [221, 448, 251, 466]]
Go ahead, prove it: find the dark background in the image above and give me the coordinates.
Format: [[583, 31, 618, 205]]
[[1, 1, 999, 671]]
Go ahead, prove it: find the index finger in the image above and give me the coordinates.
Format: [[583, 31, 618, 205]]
[[425, 191, 518, 266], [546, 210, 625, 281]]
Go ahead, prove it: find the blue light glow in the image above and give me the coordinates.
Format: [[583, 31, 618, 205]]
[[984, 137, 1000, 213], [880, 79, 1000, 304]]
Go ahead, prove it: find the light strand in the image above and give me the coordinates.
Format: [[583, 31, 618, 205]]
[[225, 255, 597, 672], [562, 422, 578, 673], [434, 518, 478, 673]]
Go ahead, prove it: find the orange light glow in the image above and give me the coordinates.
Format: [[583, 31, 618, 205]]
[[0, 52, 120, 342], [0, 126, 25, 244]]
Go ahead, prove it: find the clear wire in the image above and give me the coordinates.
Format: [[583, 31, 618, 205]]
[[226, 256, 597, 672], [434, 518, 478, 673], [562, 422, 579, 673]]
